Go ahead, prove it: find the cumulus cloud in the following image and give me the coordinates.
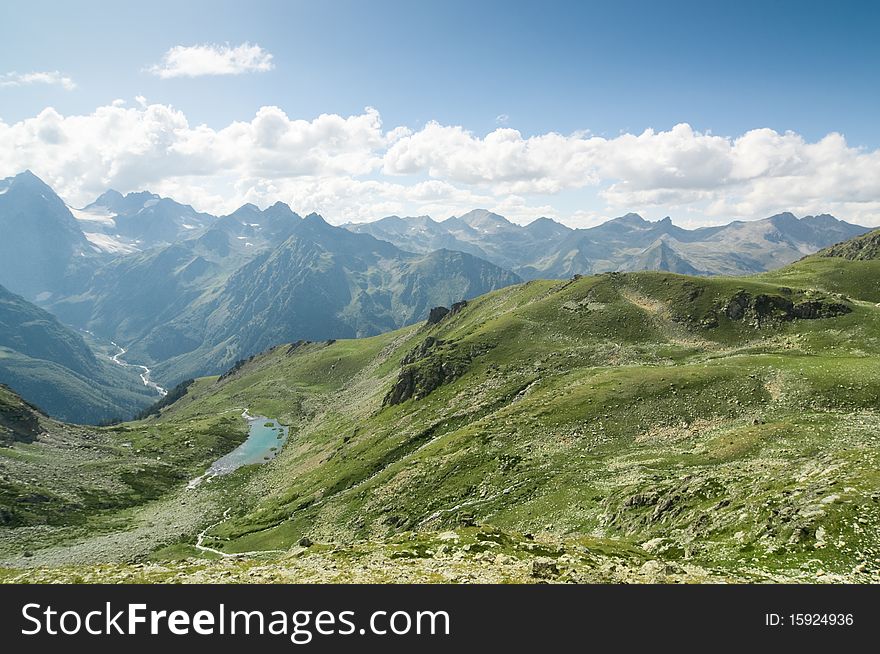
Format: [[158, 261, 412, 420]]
[[384, 121, 880, 224], [148, 43, 274, 78], [384, 122, 602, 193], [1, 101, 879, 226], [0, 71, 76, 90]]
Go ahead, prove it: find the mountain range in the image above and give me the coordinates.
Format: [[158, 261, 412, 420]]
[[346, 208, 870, 278], [0, 170, 873, 420], [70, 189, 215, 254], [49, 203, 519, 384]]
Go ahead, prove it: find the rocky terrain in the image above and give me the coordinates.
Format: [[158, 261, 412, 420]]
[[6, 526, 874, 584]]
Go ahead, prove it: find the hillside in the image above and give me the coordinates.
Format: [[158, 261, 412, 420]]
[[0, 284, 159, 423], [0, 383, 246, 529], [816, 228, 880, 260], [2, 235, 878, 583], [0, 384, 44, 446], [758, 228, 880, 303]]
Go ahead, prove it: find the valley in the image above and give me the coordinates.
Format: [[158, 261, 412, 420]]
[[0, 284, 161, 424], [2, 230, 880, 583], [110, 343, 168, 397]]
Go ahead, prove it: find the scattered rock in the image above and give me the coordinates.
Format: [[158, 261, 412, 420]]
[[531, 560, 559, 579]]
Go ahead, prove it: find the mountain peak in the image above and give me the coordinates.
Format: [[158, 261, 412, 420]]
[[90, 189, 124, 207], [302, 212, 329, 226], [232, 203, 261, 215], [767, 211, 799, 226], [265, 201, 300, 220], [125, 190, 159, 201], [524, 216, 572, 238], [7, 170, 53, 192], [801, 213, 843, 226], [16, 169, 42, 182], [457, 209, 512, 227], [609, 212, 648, 227], [98, 189, 124, 200], [86, 189, 161, 213]]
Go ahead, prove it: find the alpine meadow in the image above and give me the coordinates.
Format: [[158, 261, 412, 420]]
[[2, 0, 880, 590]]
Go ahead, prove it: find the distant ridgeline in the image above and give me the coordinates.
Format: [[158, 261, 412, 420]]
[[0, 169, 873, 422]]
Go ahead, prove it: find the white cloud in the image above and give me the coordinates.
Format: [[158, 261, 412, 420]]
[[495, 114, 510, 125], [0, 71, 76, 90], [384, 121, 880, 224], [383, 122, 603, 194], [0, 102, 398, 216], [1, 101, 879, 227], [148, 42, 274, 78]]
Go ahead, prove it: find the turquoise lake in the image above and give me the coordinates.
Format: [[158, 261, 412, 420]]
[[207, 415, 290, 475]]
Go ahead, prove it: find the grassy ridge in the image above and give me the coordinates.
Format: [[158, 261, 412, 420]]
[[3, 247, 880, 581], [140, 265, 880, 578]]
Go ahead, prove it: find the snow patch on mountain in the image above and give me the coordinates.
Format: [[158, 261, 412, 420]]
[[69, 205, 117, 227], [84, 232, 140, 254]]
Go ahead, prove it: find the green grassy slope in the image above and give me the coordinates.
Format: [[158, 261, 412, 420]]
[[758, 228, 880, 302], [0, 382, 246, 529], [3, 242, 880, 582], [131, 266, 879, 580]]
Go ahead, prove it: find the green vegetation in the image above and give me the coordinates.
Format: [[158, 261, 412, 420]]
[[0, 388, 246, 528], [2, 235, 880, 582], [135, 379, 195, 420]]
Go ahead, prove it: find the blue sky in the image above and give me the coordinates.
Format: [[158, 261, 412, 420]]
[[2, 0, 879, 226]]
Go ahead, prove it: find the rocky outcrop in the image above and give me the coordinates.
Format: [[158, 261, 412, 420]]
[[402, 336, 444, 365], [426, 300, 468, 326], [216, 355, 255, 382], [285, 340, 311, 355], [0, 385, 43, 445], [723, 291, 851, 327], [817, 229, 880, 260], [384, 332, 484, 406], [426, 306, 450, 324], [383, 354, 470, 406]]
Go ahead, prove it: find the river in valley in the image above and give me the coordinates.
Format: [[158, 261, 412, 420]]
[[110, 342, 167, 397]]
